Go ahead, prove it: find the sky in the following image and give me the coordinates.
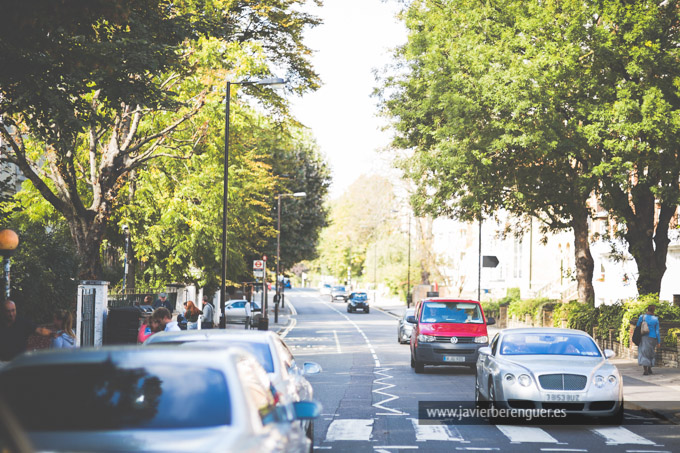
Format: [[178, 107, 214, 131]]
[[289, 0, 407, 199]]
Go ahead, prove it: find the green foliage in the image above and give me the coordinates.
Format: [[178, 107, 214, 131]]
[[665, 328, 680, 347], [481, 301, 500, 318], [552, 302, 598, 334], [2, 213, 79, 324], [507, 297, 552, 322], [596, 302, 624, 338]]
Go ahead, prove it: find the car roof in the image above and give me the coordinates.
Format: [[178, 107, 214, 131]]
[[145, 329, 275, 344], [421, 298, 481, 304], [499, 327, 591, 336], [2, 345, 248, 369]]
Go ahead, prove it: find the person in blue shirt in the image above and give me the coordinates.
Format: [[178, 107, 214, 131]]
[[637, 304, 661, 375], [51, 309, 76, 349]]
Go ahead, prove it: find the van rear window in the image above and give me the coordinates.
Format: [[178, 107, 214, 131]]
[[420, 302, 483, 324]]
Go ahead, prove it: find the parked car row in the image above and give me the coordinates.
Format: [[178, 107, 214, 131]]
[[0, 330, 323, 452], [399, 296, 624, 424]]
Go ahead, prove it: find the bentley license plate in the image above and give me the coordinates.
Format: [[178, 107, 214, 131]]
[[443, 355, 465, 362], [544, 393, 580, 402]]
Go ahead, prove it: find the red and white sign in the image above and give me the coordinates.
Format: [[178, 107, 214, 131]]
[[253, 260, 264, 270]]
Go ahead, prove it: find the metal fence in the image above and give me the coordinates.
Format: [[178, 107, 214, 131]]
[[80, 288, 96, 347], [107, 288, 178, 309]]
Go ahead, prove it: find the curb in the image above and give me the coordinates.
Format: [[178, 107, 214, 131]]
[[374, 306, 401, 320], [624, 401, 680, 425]]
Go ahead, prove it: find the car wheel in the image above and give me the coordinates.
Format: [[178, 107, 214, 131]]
[[414, 352, 424, 374], [306, 420, 314, 443], [488, 381, 503, 424], [365, 307, 370, 313], [410, 351, 415, 368], [604, 401, 624, 425], [347, 305, 351, 313]]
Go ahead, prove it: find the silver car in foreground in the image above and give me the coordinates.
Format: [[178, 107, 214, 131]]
[[475, 328, 623, 424], [144, 330, 321, 442], [0, 346, 320, 452]]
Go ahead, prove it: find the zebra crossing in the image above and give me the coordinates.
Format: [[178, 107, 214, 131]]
[[319, 418, 665, 450]]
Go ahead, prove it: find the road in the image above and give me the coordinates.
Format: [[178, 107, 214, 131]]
[[282, 288, 680, 453]]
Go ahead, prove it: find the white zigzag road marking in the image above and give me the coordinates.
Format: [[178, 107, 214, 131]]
[[373, 367, 408, 415]]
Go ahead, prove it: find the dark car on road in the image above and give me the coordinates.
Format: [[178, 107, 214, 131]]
[[347, 292, 369, 313]]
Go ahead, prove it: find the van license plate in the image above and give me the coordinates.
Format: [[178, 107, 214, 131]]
[[443, 355, 465, 362]]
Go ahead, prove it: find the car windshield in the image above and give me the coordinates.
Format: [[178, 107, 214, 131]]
[[333, 286, 346, 291], [0, 362, 230, 431], [500, 333, 602, 357], [351, 293, 367, 301], [419, 302, 483, 324], [155, 340, 274, 373]]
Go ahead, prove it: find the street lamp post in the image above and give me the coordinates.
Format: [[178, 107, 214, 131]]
[[122, 225, 130, 292], [407, 215, 411, 308], [275, 192, 306, 322], [221, 77, 285, 328]]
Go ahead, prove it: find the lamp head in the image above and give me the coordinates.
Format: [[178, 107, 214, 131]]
[[256, 77, 286, 90], [293, 192, 307, 198]]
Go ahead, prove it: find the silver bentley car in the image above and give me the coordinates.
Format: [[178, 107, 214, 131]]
[[475, 328, 623, 423]]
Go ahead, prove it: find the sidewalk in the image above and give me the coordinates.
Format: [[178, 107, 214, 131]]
[[372, 297, 680, 424]]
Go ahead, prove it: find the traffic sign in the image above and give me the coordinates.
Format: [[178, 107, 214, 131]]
[[253, 260, 264, 270], [482, 256, 499, 268]]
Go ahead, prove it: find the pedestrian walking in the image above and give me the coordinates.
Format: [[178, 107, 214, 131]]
[[185, 301, 201, 330], [244, 299, 252, 330], [153, 292, 173, 313], [152, 307, 180, 332], [201, 296, 214, 329], [637, 304, 661, 375], [51, 309, 76, 349], [0, 300, 54, 361]]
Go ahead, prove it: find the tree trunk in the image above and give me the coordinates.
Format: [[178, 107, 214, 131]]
[[65, 207, 110, 281], [623, 196, 676, 296], [572, 207, 595, 305]]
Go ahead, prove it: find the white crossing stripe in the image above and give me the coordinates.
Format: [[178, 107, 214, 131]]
[[409, 419, 463, 442], [590, 427, 656, 446], [326, 419, 374, 441], [496, 425, 559, 443]]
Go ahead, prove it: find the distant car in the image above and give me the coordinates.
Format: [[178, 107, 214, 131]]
[[0, 346, 320, 452], [145, 330, 322, 444], [319, 284, 332, 296], [225, 299, 261, 325], [283, 278, 292, 289], [347, 292, 369, 313], [397, 308, 416, 343], [475, 328, 623, 424], [330, 285, 349, 302]]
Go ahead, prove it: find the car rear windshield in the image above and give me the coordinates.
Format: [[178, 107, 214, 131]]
[[419, 302, 484, 324], [333, 286, 346, 291], [160, 340, 274, 373], [500, 333, 601, 357], [0, 362, 231, 431]]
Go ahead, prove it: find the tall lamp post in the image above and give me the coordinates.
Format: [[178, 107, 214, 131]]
[[0, 229, 19, 299], [221, 77, 286, 328], [122, 225, 130, 292], [275, 192, 306, 322]]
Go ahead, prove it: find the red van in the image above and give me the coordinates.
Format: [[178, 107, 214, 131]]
[[408, 298, 495, 373]]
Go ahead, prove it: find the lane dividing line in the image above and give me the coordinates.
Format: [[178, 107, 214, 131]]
[[279, 317, 296, 338], [324, 302, 407, 416], [496, 425, 559, 444], [333, 330, 342, 353]]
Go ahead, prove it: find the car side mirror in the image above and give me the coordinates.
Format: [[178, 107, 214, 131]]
[[478, 346, 492, 356], [604, 349, 616, 359], [293, 401, 322, 420], [486, 317, 496, 326], [405, 315, 416, 324], [302, 361, 322, 375]]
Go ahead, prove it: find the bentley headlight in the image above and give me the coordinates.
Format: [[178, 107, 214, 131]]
[[475, 335, 489, 344], [417, 334, 436, 342], [504, 373, 516, 384], [607, 375, 618, 385], [518, 374, 532, 387], [594, 375, 605, 388]]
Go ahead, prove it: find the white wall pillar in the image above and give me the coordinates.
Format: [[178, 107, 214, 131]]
[[75, 280, 109, 347]]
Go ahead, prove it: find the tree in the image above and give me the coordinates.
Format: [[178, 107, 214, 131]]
[[380, 0, 680, 301], [0, 0, 321, 280]]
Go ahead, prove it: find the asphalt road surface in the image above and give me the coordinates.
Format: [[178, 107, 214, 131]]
[[282, 288, 680, 453]]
